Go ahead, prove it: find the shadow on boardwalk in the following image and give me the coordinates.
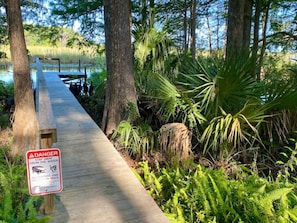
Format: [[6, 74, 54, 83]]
[[43, 72, 169, 223]]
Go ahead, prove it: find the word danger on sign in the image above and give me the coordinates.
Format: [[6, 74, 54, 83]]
[[26, 148, 63, 196]]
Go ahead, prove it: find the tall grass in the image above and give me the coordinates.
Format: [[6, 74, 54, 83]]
[[28, 46, 98, 64], [0, 45, 101, 67]]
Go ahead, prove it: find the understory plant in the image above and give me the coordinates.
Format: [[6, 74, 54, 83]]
[[111, 120, 155, 157], [134, 161, 297, 223], [113, 53, 297, 170], [0, 81, 13, 129], [178, 55, 297, 158], [0, 146, 50, 223], [277, 138, 297, 183]]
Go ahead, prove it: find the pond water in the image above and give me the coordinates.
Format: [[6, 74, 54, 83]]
[[0, 63, 99, 87], [0, 66, 14, 84]]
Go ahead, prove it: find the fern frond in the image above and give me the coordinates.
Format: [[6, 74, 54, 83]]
[[286, 207, 297, 222], [131, 168, 145, 186], [194, 175, 211, 215], [25, 196, 40, 220], [0, 173, 13, 223], [208, 174, 224, 205], [16, 202, 25, 223], [257, 184, 266, 194], [259, 187, 293, 217]]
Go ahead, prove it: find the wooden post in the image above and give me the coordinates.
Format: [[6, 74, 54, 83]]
[[58, 58, 61, 72], [40, 134, 55, 214], [84, 66, 87, 84], [44, 194, 55, 214], [41, 137, 55, 214], [36, 57, 58, 215]]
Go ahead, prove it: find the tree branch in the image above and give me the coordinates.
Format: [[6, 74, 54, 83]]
[[266, 31, 297, 41]]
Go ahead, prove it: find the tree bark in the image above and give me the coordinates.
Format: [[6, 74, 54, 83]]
[[251, 0, 261, 78], [243, 0, 252, 53], [206, 9, 213, 54], [257, 1, 271, 79], [102, 0, 139, 136], [189, 0, 197, 60], [226, 0, 252, 59], [5, 0, 38, 157], [226, 0, 244, 57]]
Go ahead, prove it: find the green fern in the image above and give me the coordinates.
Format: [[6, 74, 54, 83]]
[[134, 162, 297, 223], [0, 173, 13, 222], [258, 187, 293, 217]]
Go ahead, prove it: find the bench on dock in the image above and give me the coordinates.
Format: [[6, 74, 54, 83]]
[[35, 57, 57, 214]]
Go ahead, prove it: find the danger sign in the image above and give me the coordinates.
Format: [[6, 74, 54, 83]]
[[26, 148, 63, 196]]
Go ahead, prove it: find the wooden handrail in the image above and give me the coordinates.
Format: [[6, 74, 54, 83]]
[[35, 57, 57, 214], [36, 57, 57, 142]]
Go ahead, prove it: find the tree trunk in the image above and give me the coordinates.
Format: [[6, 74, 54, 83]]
[[243, 0, 252, 53], [226, 0, 252, 59], [258, 1, 271, 79], [189, 0, 197, 60], [5, 0, 38, 157], [251, 0, 261, 78], [226, 0, 244, 57], [206, 9, 213, 54], [102, 0, 139, 137]]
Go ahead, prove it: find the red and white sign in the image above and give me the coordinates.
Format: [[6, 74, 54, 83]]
[[26, 148, 63, 196]]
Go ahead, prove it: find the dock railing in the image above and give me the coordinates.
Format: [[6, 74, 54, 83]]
[[35, 57, 57, 214]]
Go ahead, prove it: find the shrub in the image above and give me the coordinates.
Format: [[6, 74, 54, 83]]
[[0, 81, 13, 130]]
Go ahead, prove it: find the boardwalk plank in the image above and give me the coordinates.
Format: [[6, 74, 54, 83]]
[[41, 72, 169, 223]]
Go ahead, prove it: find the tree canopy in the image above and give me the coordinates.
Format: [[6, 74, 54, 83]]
[[45, 0, 297, 53], [1, 0, 296, 54]]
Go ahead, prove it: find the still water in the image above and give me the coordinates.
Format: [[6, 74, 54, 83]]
[[0, 64, 15, 84], [0, 63, 97, 87]]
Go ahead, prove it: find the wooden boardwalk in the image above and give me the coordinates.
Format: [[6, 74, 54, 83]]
[[42, 71, 169, 223]]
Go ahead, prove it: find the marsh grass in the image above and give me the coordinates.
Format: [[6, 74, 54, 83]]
[[0, 45, 99, 67], [28, 46, 98, 64]]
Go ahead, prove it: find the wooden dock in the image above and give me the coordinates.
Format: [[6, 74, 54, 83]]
[[41, 71, 169, 223]]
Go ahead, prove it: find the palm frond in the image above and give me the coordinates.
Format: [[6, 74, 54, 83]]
[[263, 82, 297, 110], [134, 27, 174, 74], [201, 105, 266, 154], [145, 72, 206, 127], [178, 56, 261, 119]]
